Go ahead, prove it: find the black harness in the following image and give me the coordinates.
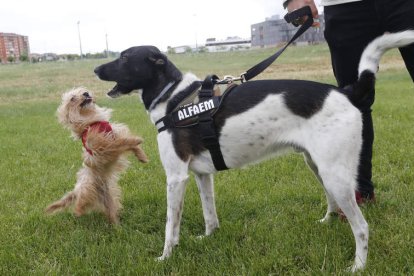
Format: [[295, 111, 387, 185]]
[[156, 75, 237, 171], [155, 7, 313, 171]]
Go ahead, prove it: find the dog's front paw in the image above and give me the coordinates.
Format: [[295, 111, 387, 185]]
[[133, 147, 149, 163]]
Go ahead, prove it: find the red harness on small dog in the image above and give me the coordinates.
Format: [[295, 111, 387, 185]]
[[81, 121, 112, 155]]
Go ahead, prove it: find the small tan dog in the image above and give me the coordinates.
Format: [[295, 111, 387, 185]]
[[46, 87, 148, 224]]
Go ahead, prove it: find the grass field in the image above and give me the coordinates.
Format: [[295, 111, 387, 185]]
[[1, 44, 414, 275]]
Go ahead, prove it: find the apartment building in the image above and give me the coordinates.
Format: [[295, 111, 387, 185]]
[[0, 33, 30, 63], [251, 14, 325, 48]]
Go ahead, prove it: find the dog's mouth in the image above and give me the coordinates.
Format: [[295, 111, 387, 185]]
[[80, 97, 93, 107], [107, 84, 133, 98]]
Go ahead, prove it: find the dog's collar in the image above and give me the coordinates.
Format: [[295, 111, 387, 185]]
[[148, 81, 177, 112]]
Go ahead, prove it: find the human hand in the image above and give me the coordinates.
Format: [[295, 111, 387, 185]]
[[285, 0, 320, 27]]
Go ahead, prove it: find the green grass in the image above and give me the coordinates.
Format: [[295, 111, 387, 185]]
[[1, 44, 414, 275]]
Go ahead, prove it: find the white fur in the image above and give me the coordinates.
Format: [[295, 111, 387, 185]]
[[358, 30, 414, 76]]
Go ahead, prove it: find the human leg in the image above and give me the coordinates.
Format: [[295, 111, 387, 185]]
[[324, 0, 380, 199], [381, 0, 414, 81]]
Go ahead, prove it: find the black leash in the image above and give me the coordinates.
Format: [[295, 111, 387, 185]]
[[240, 6, 314, 82]]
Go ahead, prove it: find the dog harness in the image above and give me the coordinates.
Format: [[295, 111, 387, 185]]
[[156, 75, 237, 171], [81, 121, 112, 155]]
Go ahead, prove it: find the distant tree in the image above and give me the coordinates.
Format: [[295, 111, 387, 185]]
[[197, 46, 208, 53], [20, 53, 29, 62], [65, 54, 78, 61], [85, 52, 106, 59], [167, 46, 175, 54], [7, 56, 15, 63], [106, 51, 119, 58]]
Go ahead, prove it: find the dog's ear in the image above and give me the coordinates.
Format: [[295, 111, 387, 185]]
[[148, 52, 166, 66]]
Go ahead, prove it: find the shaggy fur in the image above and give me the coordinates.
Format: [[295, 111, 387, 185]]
[[94, 31, 414, 271], [45, 87, 148, 224]]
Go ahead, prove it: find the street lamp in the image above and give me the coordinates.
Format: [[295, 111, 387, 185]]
[[105, 33, 109, 58], [193, 14, 198, 52], [77, 21, 83, 59]]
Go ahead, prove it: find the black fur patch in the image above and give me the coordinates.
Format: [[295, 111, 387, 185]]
[[282, 81, 331, 118], [346, 70, 376, 108]]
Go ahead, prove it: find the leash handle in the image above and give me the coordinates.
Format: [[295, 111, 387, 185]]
[[242, 6, 314, 82]]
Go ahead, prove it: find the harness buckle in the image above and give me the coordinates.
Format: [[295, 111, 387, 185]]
[[240, 72, 246, 83]]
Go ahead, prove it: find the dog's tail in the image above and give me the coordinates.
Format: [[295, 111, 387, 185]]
[[349, 30, 414, 104], [45, 191, 76, 214]]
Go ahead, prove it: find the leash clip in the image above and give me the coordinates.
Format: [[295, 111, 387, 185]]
[[216, 74, 246, 84]]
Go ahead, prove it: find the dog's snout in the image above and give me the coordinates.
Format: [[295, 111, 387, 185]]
[[94, 66, 100, 75], [83, 92, 90, 98], [94, 65, 108, 80]]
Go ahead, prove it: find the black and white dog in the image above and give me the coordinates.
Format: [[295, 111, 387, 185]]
[[95, 30, 414, 271]]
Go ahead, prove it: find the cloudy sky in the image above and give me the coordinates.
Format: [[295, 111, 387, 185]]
[[1, 0, 321, 54]]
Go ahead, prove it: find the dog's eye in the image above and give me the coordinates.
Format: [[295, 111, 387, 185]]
[[70, 96, 76, 102]]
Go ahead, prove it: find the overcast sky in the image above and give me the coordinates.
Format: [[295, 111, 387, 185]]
[[1, 0, 321, 54]]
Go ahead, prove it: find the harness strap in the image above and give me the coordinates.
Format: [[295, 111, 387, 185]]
[[149, 81, 179, 111], [242, 6, 313, 82], [82, 121, 112, 155], [198, 75, 228, 171]]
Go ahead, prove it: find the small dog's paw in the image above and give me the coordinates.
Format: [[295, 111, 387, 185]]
[[137, 155, 149, 163], [135, 137, 144, 145], [134, 149, 149, 163]]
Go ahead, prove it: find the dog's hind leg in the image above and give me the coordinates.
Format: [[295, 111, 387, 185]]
[[303, 152, 338, 223], [319, 167, 368, 272], [100, 181, 121, 224], [72, 169, 97, 217], [195, 173, 219, 236]]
